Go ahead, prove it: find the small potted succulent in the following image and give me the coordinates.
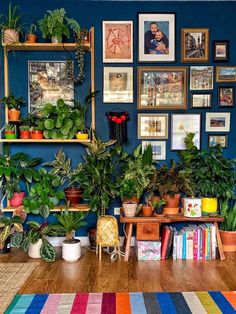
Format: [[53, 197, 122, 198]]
[[4, 123, 17, 139], [1, 93, 25, 122], [151, 198, 166, 215], [19, 125, 30, 139], [25, 23, 37, 43]]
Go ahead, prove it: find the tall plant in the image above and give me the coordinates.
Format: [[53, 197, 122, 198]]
[[219, 198, 236, 231], [0, 2, 22, 31]]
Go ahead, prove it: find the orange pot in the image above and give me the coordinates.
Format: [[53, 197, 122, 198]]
[[26, 34, 37, 43], [8, 109, 20, 121], [163, 207, 180, 215], [219, 230, 236, 252], [162, 193, 181, 208], [122, 196, 139, 204], [31, 130, 44, 139], [142, 205, 153, 217], [20, 130, 30, 139]]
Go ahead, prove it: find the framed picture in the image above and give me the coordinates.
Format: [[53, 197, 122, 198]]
[[138, 113, 168, 139], [138, 13, 176, 62], [191, 93, 212, 108], [103, 67, 133, 103], [28, 61, 74, 115], [137, 67, 187, 110], [171, 113, 201, 150], [190, 66, 213, 90], [216, 66, 236, 82], [208, 134, 228, 148], [102, 21, 133, 63], [218, 87, 234, 108], [213, 40, 229, 62], [142, 141, 166, 160], [181, 28, 209, 63], [205, 112, 231, 132]]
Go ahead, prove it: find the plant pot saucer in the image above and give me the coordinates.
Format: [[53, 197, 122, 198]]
[[153, 213, 166, 218]]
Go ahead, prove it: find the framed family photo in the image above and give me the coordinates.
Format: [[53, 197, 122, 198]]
[[138, 113, 168, 139], [137, 67, 187, 109], [208, 134, 228, 148], [102, 21, 133, 63], [103, 67, 133, 103], [181, 28, 209, 63], [218, 87, 234, 108], [191, 93, 212, 108], [216, 66, 236, 82], [212, 40, 229, 62], [171, 113, 201, 150], [205, 112, 231, 132], [138, 13, 176, 62], [190, 66, 213, 90], [28, 61, 74, 115], [142, 140, 166, 160]]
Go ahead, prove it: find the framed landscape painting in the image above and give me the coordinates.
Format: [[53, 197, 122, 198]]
[[142, 140, 166, 160], [216, 66, 236, 82], [205, 112, 231, 132], [190, 66, 213, 90], [102, 21, 133, 63], [137, 67, 187, 109], [138, 113, 168, 139], [138, 13, 176, 62], [181, 28, 209, 62]]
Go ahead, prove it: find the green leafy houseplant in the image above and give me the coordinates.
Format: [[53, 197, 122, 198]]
[[1, 93, 25, 110], [0, 215, 23, 252], [219, 199, 236, 231]]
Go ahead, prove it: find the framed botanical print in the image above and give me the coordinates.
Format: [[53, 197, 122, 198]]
[[138, 13, 176, 62], [208, 134, 228, 148], [218, 87, 234, 108], [171, 113, 201, 150], [181, 28, 209, 62], [138, 113, 168, 139], [142, 140, 166, 160], [216, 66, 236, 82], [28, 61, 74, 115], [190, 66, 213, 90], [137, 67, 187, 110], [103, 67, 133, 103], [102, 21, 133, 63], [191, 93, 212, 109], [213, 40, 229, 62], [205, 112, 231, 132]]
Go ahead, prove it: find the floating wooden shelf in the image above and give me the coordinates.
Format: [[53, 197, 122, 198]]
[[2, 42, 91, 52], [1, 204, 90, 212], [0, 139, 90, 143]]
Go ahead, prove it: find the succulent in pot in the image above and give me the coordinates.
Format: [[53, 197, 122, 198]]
[[142, 193, 154, 217], [150, 197, 166, 215], [19, 125, 30, 139], [4, 123, 17, 139], [25, 23, 37, 43]]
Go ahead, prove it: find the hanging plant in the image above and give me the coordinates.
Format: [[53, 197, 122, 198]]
[[106, 111, 129, 146]]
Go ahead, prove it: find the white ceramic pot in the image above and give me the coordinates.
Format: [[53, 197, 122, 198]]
[[183, 197, 202, 218], [122, 202, 137, 217], [28, 239, 43, 258], [62, 240, 81, 262], [3, 29, 19, 43]]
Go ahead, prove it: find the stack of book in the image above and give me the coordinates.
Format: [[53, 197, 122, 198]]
[[161, 224, 217, 260]]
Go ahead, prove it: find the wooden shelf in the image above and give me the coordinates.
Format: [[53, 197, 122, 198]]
[[0, 139, 90, 143], [1, 204, 90, 212], [2, 42, 91, 52]]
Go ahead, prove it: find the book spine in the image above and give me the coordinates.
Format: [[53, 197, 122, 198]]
[[211, 224, 216, 259], [182, 232, 186, 260], [193, 228, 198, 260]]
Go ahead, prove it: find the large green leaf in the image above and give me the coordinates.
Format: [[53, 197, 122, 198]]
[[40, 240, 56, 262]]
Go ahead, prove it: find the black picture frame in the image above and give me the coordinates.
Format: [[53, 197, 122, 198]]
[[208, 134, 228, 148], [191, 93, 212, 109], [218, 86, 234, 108], [213, 40, 229, 62]]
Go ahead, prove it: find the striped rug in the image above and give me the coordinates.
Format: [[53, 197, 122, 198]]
[[5, 291, 236, 314]]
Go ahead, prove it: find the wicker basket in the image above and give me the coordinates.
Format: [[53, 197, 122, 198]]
[[122, 202, 137, 217]]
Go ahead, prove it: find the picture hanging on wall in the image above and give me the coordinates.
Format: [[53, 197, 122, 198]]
[[191, 93, 212, 108], [171, 113, 201, 150], [181, 28, 209, 63], [138, 113, 168, 139], [28, 61, 74, 115], [138, 13, 176, 62], [102, 21, 133, 63], [208, 134, 227, 148], [216, 66, 236, 82], [205, 112, 231, 132], [190, 66, 213, 90], [103, 67, 133, 103], [212, 40, 229, 62], [137, 67, 187, 109], [142, 140, 166, 160], [218, 87, 234, 107]]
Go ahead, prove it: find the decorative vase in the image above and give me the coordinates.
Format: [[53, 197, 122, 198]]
[[64, 187, 83, 206], [28, 239, 43, 258], [8, 109, 20, 121], [183, 197, 202, 218], [62, 240, 81, 262], [122, 202, 137, 217], [9, 192, 25, 207], [142, 205, 153, 217], [219, 230, 236, 252], [202, 197, 218, 215], [3, 29, 19, 43]]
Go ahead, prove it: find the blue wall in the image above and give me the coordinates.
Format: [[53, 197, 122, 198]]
[[1, 0, 236, 234]]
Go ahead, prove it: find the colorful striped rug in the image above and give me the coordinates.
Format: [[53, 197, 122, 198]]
[[5, 291, 236, 314]]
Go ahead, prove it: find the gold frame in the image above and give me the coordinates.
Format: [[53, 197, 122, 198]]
[[181, 28, 209, 63], [137, 66, 187, 110], [216, 66, 236, 82], [138, 113, 168, 139]]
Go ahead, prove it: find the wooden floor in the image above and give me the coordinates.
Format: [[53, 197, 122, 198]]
[[1, 247, 236, 293]]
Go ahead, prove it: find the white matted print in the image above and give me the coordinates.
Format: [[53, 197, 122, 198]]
[[171, 114, 201, 150], [138, 113, 168, 139], [142, 141, 166, 160], [103, 67, 133, 103], [205, 112, 230, 132], [102, 21, 133, 63]]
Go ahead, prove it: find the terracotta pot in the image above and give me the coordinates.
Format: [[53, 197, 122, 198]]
[[64, 187, 83, 206], [26, 34, 37, 43], [9, 192, 26, 207], [163, 207, 180, 215], [8, 109, 20, 121], [219, 230, 236, 252], [20, 130, 30, 139], [122, 196, 139, 204], [3, 29, 19, 43], [31, 130, 44, 139], [142, 205, 153, 217], [162, 193, 181, 208]]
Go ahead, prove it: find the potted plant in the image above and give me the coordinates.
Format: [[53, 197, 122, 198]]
[[142, 193, 154, 217], [0, 2, 22, 43], [219, 198, 236, 252], [52, 210, 87, 261], [25, 23, 37, 43], [150, 197, 166, 215], [19, 125, 30, 139], [31, 127, 44, 139], [0, 215, 23, 254], [4, 123, 17, 139], [1, 93, 25, 121]]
